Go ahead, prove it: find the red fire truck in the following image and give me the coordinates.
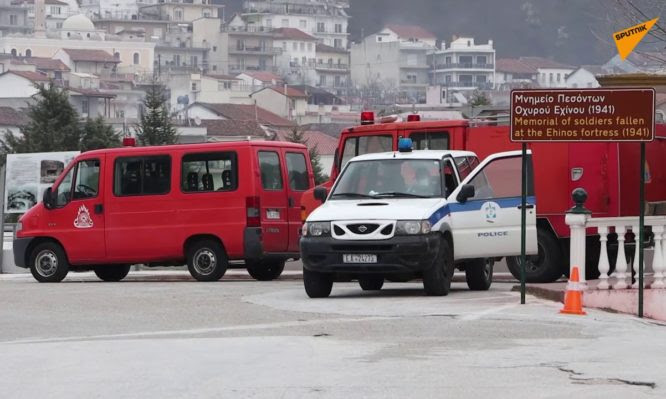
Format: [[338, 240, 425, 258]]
[[301, 112, 666, 282]]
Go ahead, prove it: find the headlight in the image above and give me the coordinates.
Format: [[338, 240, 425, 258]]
[[396, 220, 431, 235], [303, 221, 331, 237]]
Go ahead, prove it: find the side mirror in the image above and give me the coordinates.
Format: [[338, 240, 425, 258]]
[[43, 187, 54, 210], [456, 184, 475, 203], [314, 186, 328, 203]]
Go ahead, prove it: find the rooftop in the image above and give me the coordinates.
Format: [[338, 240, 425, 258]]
[[204, 74, 241, 81], [10, 56, 70, 72], [0, 106, 28, 126], [385, 24, 436, 40], [518, 56, 575, 70], [237, 71, 284, 83], [496, 58, 537, 74], [316, 43, 348, 54], [62, 48, 119, 63], [274, 27, 316, 41], [192, 103, 295, 127], [199, 119, 267, 138], [2, 70, 50, 82]]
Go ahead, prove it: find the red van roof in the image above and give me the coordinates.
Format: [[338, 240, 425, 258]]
[[81, 140, 307, 157]]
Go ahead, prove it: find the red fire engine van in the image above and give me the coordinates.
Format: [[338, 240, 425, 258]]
[[301, 113, 666, 283], [14, 141, 314, 283]]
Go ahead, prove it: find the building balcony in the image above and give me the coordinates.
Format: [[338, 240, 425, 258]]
[[432, 63, 495, 70], [221, 25, 274, 35], [229, 46, 282, 55], [228, 64, 278, 73], [315, 63, 349, 72], [400, 63, 430, 70], [242, 1, 346, 17], [439, 81, 493, 90]]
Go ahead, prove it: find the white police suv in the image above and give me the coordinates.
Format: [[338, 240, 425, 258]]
[[300, 139, 538, 298]]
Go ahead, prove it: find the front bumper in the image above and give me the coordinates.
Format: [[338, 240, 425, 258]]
[[13, 237, 34, 268], [300, 234, 439, 274]]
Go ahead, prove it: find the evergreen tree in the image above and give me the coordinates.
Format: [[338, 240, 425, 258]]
[[1, 83, 81, 155], [135, 81, 178, 146], [80, 117, 121, 151], [469, 90, 491, 107], [286, 128, 328, 185]]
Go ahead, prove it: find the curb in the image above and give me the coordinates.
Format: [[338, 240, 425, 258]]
[[511, 284, 565, 303]]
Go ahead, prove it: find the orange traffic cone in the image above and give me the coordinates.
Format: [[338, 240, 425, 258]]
[[560, 266, 586, 315]]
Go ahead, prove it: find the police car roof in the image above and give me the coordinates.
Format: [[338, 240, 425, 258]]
[[350, 150, 477, 162]]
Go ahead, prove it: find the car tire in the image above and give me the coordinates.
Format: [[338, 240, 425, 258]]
[[464, 258, 494, 291], [359, 276, 384, 291], [94, 265, 131, 282], [187, 240, 228, 282], [29, 242, 69, 283], [423, 237, 453, 296], [303, 268, 333, 298], [507, 228, 563, 283], [246, 259, 285, 281]]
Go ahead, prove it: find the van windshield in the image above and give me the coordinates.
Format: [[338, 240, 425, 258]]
[[331, 159, 442, 199]]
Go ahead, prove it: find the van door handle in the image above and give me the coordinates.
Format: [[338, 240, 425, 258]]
[[288, 197, 294, 207], [517, 204, 534, 210], [94, 204, 104, 214]]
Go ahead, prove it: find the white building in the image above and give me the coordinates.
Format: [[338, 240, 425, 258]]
[[0, 14, 155, 74], [565, 65, 605, 88], [351, 25, 436, 104], [494, 58, 538, 90], [429, 37, 495, 93], [11, 0, 74, 30], [274, 27, 317, 86], [242, 0, 350, 49], [80, 0, 138, 20], [315, 43, 349, 97], [250, 85, 308, 122], [517, 56, 575, 88]]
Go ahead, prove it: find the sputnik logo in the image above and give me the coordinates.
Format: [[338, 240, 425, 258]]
[[73, 205, 93, 229]]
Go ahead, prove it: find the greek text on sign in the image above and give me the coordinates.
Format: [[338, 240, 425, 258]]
[[510, 88, 655, 142]]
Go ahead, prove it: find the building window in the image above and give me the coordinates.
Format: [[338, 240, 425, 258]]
[[300, 19, 307, 29], [292, 42, 297, 50], [191, 82, 197, 91], [334, 39, 342, 48], [301, 56, 306, 65], [203, 8, 212, 17], [133, 53, 140, 65], [114, 52, 120, 60], [319, 74, 326, 86], [52, 6, 61, 15], [213, 46, 217, 52], [335, 24, 342, 33], [191, 56, 198, 67], [265, 18, 272, 28], [56, 22, 62, 29], [557, 73, 561, 82], [82, 98, 89, 115], [10, 49, 17, 57], [282, 41, 287, 50], [317, 22, 325, 33], [549, 73, 553, 83], [300, 42, 304, 51], [218, 81, 232, 90], [476, 75, 487, 83], [476, 56, 487, 65], [307, 42, 312, 51], [212, 65, 217, 71], [174, 8, 183, 21], [281, 19, 289, 27], [335, 75, 341, 87], [25, 49, 31, 57], [10, 15, 18, 25], [377, 36, 382, 42]]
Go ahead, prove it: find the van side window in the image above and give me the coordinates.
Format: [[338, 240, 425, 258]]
[[73, 159, 100, 199], [54, 167, 75, 207], [259, 151, 283, 190], [285, 152, 310, 191], [410, 131, 449, 150], [182, 152, 237, 192], [340, 135, 392, 169], [114, 156, 171, 196]]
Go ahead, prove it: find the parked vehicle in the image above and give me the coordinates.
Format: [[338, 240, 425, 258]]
[[300, 139, 537, 297], [300, 112, 666, 282], [14, 141, 314, 283]]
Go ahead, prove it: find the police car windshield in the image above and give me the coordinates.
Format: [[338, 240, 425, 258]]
[[331, 159, 442, 199]]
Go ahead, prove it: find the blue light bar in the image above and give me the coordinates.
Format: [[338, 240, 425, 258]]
[[398, 138, 413, 152]]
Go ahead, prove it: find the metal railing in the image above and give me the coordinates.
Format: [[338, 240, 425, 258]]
[[433, 63, 495, 70]]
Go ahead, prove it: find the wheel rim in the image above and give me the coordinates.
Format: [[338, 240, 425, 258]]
[[193, 248, 216, 275], [484, 259, 494, 279], [35, 250, 58, 278], [525, 243, 545, 273]]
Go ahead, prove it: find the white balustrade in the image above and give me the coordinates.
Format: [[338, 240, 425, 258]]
[[569, 216, 666, 291]]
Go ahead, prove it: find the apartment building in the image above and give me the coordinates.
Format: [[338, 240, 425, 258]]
[[222, 14, 279, 75], [274, 27, 316, 85], [315, 43, 349, 97], [351, 25, 436, 104], [429, 36, 495, 92], [242, 0, 349, 49], [0, 0, 31, 36], [517, 56, 574, 88], [11, 0, 73, 30]]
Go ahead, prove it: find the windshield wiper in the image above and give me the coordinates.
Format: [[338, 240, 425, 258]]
[[330, 192, 376, 199], [374, 192, 430, 198]]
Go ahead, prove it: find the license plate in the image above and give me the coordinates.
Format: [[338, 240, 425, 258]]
[[266, 209, 280, 220], [343, 254, 377, 263]]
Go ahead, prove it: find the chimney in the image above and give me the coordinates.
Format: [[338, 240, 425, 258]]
[[34, 0, 46, 38]]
